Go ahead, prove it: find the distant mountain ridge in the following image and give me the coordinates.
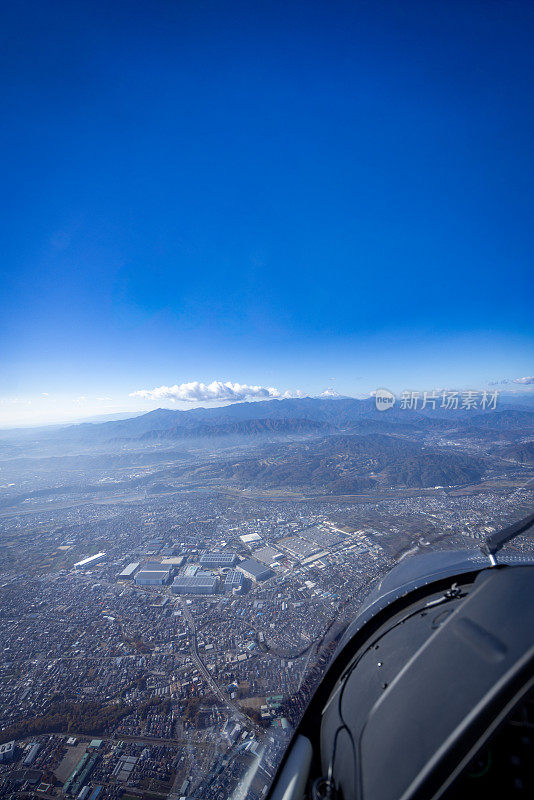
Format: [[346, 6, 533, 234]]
[[215, 432, 485, 492], [498, 441, 534, 463], [98, 402, 534, 444], [2, 397, 533, 448], [21, 398, 378, 443], [470, 410, 534, 429], [4, 398, 532, 499], [139, 417, 331, 441]]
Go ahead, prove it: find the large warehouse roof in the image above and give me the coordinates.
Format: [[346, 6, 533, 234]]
[[240, 533, 261, 544], [172, 573, 217, 589], [200, 552, 237, 566], [252, 546, 282, 564], [135, 569, 170, 582], [224, 570, 243, 589], [118, 562, 140, 577], [237, 559, 273, 580], [73, 552, 106, 568], [280, 537, 320, 559]]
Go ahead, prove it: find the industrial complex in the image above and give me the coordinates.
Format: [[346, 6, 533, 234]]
[[117, 549, 274, 596]]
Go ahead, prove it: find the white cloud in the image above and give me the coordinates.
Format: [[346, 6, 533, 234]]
[[513, 376, 534, 385], [130, 381, 300, 403]]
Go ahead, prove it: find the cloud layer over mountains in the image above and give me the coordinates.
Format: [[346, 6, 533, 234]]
[[130, 381, 298, 403]]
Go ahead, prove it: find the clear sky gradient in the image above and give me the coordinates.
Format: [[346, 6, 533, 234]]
[[1, 0, 533, 424]]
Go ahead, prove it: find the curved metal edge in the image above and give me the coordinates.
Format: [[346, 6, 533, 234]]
[[269, 735, 312, 800]]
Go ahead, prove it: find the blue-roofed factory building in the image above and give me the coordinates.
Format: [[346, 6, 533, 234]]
[[134, 562, 172, 586], [224, 570, 244, 592], [199, 552, 237, 568], [236, 559, 273, 583], [23, 742, 40, 766], [0, 741, 15, 763], [117, 562, 140, 579], [171, 573, 219, 594]]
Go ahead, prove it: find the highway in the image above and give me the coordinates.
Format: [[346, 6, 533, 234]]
[[176, 596, 261, 733]]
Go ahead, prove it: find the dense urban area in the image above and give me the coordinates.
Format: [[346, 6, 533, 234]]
[[0, 396, 533, 800]]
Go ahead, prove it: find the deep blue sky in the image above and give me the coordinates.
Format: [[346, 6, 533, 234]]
[[1, 0, 533, 423]]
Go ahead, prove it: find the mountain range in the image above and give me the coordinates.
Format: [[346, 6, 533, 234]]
[[3, 396, 532, 445], [1, 397, 532, 495]]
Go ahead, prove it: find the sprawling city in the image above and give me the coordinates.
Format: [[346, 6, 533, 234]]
[[0, 395, 533, 798]]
